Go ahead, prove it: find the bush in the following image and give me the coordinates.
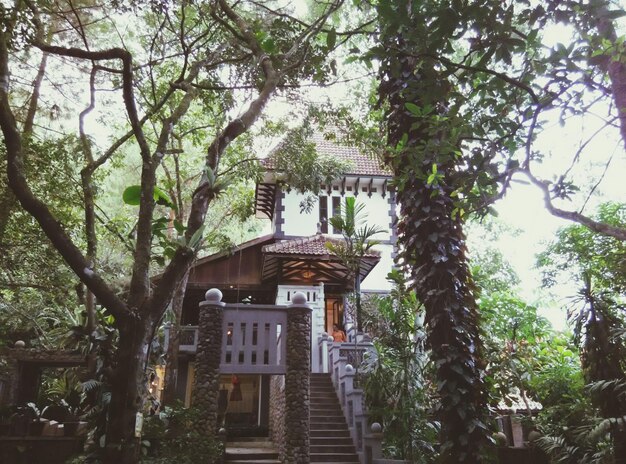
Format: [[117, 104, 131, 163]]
[[141, 404, 223, 464]]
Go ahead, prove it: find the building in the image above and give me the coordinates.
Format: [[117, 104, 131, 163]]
[[163, 130, 395, 461]]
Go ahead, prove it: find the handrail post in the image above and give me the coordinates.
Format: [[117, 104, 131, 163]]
[[364, 423, 383, 464]]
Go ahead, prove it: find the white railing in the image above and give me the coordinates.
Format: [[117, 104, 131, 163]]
[[221, 304, 287, 375], [163, 304, 288, 374], [318, 334, 386, 464]]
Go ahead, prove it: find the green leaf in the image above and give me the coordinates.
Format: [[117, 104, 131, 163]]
[[123, 185, 175, 209], [188, 225, 206, 250], [153, 186, 175, 209], [326, 28, 337, 50], [260, 37, 277, 53], [173, 219, 185, 234], [122, 185, 141, 205], [405, 102, 421, 115]]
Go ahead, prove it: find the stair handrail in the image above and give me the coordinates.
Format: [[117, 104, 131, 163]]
[[316, 334, 386, 464]]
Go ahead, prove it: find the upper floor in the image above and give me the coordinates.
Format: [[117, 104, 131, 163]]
[[255, 130, 396, 243]]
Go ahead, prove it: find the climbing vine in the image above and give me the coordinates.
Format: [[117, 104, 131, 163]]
[[372, 0, 537, 460]]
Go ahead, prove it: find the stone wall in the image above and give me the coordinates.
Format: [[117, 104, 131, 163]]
[[284, 299, 311, 463], [0, 349, 87, 405], [269, 375, 286, 459], [192, 289, 225, 435]]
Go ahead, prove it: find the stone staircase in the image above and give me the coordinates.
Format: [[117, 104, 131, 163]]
[[310, 372, 360, 464], [224, 373, 359, 464], [224, 437, 280, 464]]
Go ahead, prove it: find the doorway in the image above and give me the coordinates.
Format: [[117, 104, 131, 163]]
[[325, 296, 344, 333]]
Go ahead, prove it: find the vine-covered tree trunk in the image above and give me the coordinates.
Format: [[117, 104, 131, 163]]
[[582, 288, 626, 464], [377, 8, 488, 462]]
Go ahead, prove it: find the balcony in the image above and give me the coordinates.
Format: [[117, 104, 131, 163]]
[[164, 303, 288, 374]]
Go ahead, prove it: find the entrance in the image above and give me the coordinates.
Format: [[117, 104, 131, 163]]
[[325, 296, 344, 333]]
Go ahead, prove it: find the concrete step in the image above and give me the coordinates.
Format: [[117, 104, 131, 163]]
[[311, 436, 353, 445], [227, 461, 280, 464], [310, 453, 360, 462], [309, 374, 359, 464], [310, 415, 348, 424], [225, 440, 279, 463], [311, 429, 351, 438], [226, 459, 282, 464], [311, 444, 357, 454], [310, 421, 351, 429]]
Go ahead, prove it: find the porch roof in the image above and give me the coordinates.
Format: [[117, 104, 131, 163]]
[[261, 234, 380, 284]]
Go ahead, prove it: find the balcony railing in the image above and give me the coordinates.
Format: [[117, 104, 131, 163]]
[[163, 304, 288, 374], [221, 305, 287, 375], [163, 324, 199, 353]]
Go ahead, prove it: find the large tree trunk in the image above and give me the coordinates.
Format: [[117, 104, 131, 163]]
[[379, 44, 487, 462], [104, 315, 157, 464]]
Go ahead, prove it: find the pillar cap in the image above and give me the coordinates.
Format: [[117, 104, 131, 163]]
[[371, 422, 382, 433], [291, 291, 307, 305], [205, 288, 223, 303]]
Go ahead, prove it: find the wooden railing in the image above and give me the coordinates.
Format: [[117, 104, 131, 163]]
[[163, 324, 199, 353]]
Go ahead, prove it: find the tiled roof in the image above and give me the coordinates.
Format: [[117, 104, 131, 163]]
[[263, 130, 391, 177], [262, 234, 380, 258]]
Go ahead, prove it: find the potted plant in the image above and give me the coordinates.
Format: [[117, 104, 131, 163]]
[[25, 403, 47, 436], [59, 400, 82, 437]]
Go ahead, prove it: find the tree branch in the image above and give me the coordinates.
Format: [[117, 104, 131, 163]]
[[0, 31, 128, 319], [524, 170, 626, 241]]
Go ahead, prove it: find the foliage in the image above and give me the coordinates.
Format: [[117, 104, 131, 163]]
[[140, 404, 222, 464], [536, 208, 626, 461], [373, 0, 502, 456], [361, 270, 437, 463], [481, 292, 551, 413], [0, 0, 346, 459], [538, 203, 626, 291], [327, 197, 384, 330]]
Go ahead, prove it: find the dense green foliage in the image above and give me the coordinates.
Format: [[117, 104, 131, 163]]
[[362, 270, 437, 463], [536, 203, 626, 462]]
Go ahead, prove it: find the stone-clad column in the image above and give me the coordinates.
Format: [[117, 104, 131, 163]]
[[285, 292, 311, 463], [192, 288, 225, 435]]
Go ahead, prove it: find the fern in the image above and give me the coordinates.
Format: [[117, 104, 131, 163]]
[[535, 423, 614, 464], [81, 379, 103, 393]]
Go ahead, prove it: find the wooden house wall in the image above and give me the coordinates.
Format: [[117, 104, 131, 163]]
[[187, 242, 267, 287]]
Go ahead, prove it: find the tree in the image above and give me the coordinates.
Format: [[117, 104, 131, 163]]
[[0, 1, 344, 461], [539, 204, 626, 462], [327, 196, 383, 331], [366, 0, 626, 458]]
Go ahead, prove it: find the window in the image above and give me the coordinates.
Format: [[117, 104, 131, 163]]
[[319, 196, 328, 233], [332, 197, 341, 234]]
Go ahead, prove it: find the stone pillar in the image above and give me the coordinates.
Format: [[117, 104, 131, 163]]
[[285, 292, 311, 463], [192, 288, 225, 435]]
